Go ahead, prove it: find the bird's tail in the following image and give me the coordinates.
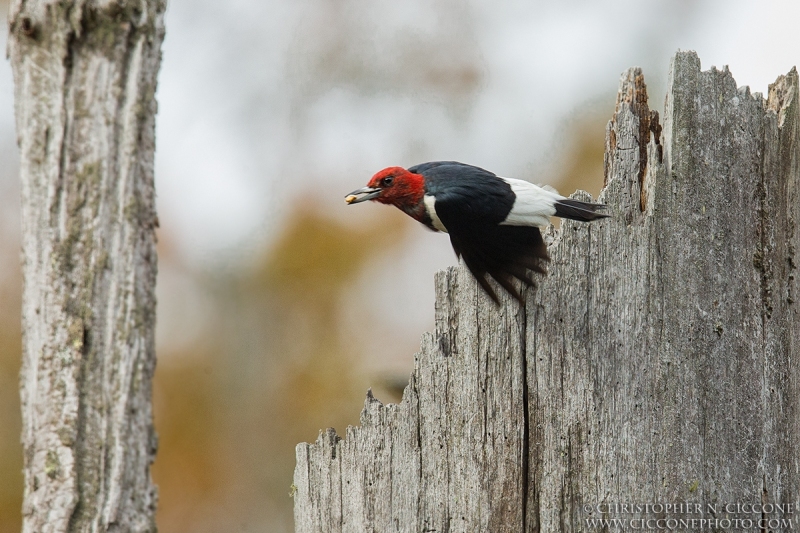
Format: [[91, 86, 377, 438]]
[[554, 198, 609, 222]]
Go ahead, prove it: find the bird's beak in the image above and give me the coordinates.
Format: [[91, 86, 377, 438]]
[[345, 186, 381, 204]]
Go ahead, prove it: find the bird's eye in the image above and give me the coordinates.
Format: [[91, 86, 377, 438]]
[[382, 176, 394, 186]]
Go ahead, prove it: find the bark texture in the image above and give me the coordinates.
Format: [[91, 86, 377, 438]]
[[294, 51, 800, 532], [8, 1, 165, 531]]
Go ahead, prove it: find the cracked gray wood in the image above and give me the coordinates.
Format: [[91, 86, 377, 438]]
[[9, 1, 165, 531], [295, 51, 800, 532]]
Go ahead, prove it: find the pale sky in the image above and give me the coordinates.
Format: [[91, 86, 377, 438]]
[[0, 0, 797, 357]]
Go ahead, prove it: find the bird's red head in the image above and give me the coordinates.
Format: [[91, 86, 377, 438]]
[[366, 167, 425, 207], [345, 166, 426, 217]]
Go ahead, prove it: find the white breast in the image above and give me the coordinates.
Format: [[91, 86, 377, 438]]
[[499, 177, 563, 227], [423, 195, 448, 232]]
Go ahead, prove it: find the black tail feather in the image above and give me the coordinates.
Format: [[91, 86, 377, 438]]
[[554, 198, 609, 222]]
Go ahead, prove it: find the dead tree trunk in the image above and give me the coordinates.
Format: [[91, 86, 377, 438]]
[[8, 1, 165, 531], [294, 51, 800, 532]]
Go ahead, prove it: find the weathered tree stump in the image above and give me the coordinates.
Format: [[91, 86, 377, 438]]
[[9, 1, 166, 531], [294, 51, 800, 533]]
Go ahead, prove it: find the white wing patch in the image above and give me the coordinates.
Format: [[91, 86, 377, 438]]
[[423, 195, 448, 232], [499, 177, 563, 227]]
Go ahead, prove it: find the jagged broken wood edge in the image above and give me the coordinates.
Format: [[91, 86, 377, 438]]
[[294, 262, 529, 531], [527, 51, 799, 530], [293, 51, 800, 532]]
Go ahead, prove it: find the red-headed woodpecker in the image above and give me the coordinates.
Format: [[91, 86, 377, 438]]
[[345, 161, 608, 303]]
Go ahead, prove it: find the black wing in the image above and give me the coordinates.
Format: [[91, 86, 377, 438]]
[[448, 222, 548, 304], [409, 161, 495, 177], [418, 162, 548, 304]]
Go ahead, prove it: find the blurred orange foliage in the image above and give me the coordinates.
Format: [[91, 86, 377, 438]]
[[152, 206, 408, 532], [0, 266, 21, 533]]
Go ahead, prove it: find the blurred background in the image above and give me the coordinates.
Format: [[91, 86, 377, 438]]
[[0, 0, 797, 531]]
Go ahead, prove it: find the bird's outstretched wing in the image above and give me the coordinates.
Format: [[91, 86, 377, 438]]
[[421, 164, 548, 304], [447, 222, 548, 304]]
